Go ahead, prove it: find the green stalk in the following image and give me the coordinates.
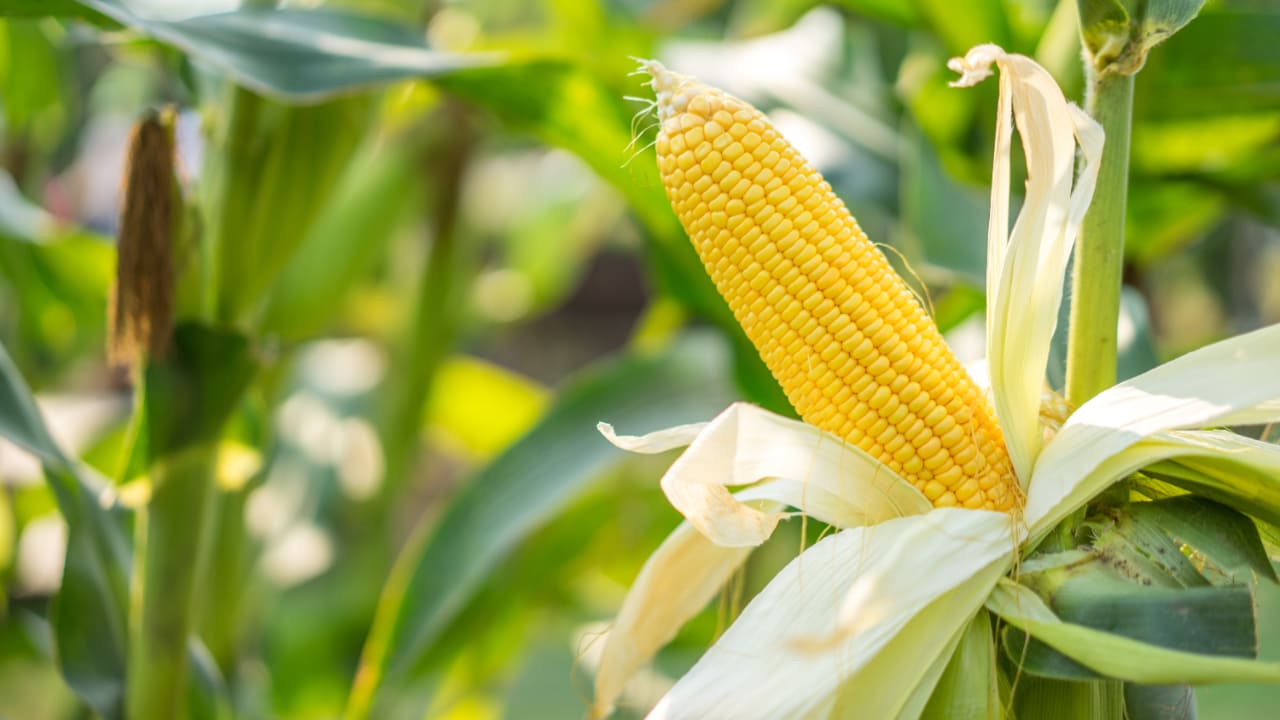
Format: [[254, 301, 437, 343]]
[[127, 446, 217, 720], [1065, 70, 1134, 406], [1055, 13, 1137, 717], [199, 486, 254, 674], [380, 104, 475, 496]]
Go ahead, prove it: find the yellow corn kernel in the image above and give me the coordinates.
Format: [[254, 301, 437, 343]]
[[645, 61, 1021, 512]]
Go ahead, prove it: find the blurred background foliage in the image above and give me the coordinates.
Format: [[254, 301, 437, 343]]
[[0, 0, 1276, 718]]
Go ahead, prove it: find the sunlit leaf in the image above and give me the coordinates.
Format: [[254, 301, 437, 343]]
[[426, 356, 549, 459], [916, 0, 1010, 56]]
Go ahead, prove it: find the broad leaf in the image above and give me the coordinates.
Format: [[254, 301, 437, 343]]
[[1011, 552, 1259, 680], [76, 0, 494, 100], [347, 333, 737, 718], [989, 579, 1280, 685], [0, 342, 129, 717]]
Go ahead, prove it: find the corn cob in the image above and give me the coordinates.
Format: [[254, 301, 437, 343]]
[[644, 61, 1020, 511]]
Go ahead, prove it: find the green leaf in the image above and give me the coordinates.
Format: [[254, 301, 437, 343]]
[[140, 324, 256, 457], [1142, 436, 1280, 541], [989, 578, 1280, 685], [47, 466, 131, 719], [0, 341, 130, 718], [830, 0, 922, 26], [0, 340, 65, 465], [347, 333, 737, 719], [0, 0, 115, 24], [0, 171, 56, 243], [0, 19, 65, 140], [998, 565, 1260, 682], [1124, 497, 1277, 585], [1077, 0, 1130, 68], [1126, 181, 1227, 263], [1132, 0, 1207, 61], [431, 60, 697, 303], [921, 610, 998, 720], [205, 94, 372, 323], [1133, 3, 1280, 119], [900, 125, 988, 286], [915, 0, 1011, 56], [1123, 683, 1196, 720], [76, 0, 494, 100], [258, 136, 422, 338], [1079, 0, 1206, 75], [435, 58, 790, 414]]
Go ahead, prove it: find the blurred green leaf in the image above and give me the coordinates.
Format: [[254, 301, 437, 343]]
[[0, 172, 67, 245], [435, 58, 789, 414], [139, 325, 256, 456], [0, 338, 63, 464], [1131, 115, 1280, 177], [426, 356, 549, 459], [205, 93, 372, 324], [432, 61, 695, 297], [915, 0, 1010, 56], [48, 463, 131, 720], [348, 332, 737, 719], [75, 1, 495, 100], [1126, 181, 1227, 263], [1135, 3, 1280, 119], [0, 341, 130, 718], [259, 136, 422, 338], [0, 19, 64, 140], [900, 125, 988, 286], [921, 611, 997, 719], [0, 0, 113, 23], [831, 0, 923, 26]]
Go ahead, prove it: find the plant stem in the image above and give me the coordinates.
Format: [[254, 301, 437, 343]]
[[127, 446, 217, 720], [380, 103, 475, 497], [1065, 70, 1133, 406], [200, 486, 254, 674]]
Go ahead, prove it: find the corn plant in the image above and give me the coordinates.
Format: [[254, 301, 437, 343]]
[[0, 1, 1278, 719]]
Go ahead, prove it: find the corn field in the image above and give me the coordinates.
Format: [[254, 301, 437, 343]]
[[1, 1, 1279, 719]]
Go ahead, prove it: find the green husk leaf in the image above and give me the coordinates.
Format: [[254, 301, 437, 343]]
[[1125, 497, 1277, 585], [1009, 546, 1258, 681], [988, 579, 1279, 684], [921, 610, 999, 720], [1123, 682, 1197, 720]]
